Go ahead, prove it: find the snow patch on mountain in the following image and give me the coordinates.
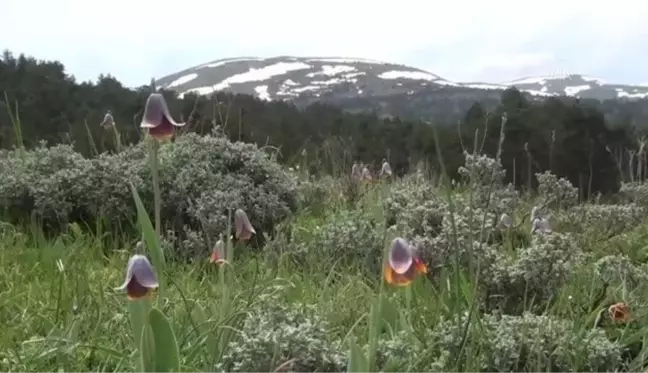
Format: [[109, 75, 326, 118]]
[[213, 62, 311, 91], [156, 56, 648, 103], [378, 70, 440, 81], [564, 85, 590, 96], [167, 73, 198, 89]]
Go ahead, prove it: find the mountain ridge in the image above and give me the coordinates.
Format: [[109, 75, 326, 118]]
[[155, 56, 648, 104]]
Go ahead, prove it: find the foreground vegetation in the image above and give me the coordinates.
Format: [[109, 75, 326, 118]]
[[2, 122, 648, 371], [3, 51, 648, 372]]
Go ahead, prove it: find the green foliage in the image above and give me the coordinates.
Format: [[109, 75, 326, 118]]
[[0, 132, 298, 259]]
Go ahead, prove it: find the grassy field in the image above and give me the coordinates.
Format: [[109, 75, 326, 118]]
[[2, 128, 648, 371]]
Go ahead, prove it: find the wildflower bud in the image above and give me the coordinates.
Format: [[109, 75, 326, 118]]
[[115, 254, 159, 300], [234, 209, 256, 241], [140, 93, 185, 141]]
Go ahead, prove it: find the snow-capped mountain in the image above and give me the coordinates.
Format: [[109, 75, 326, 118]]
[[155, 56, 648, 103]]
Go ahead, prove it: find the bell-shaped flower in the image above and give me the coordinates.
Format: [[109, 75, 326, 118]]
[[115, 254, 159, 300], [361, 166, 373, 181], [499, 213, 512, 228], [380, 158, 392, 178], [100, 110, 115, 129], [234, 209, 256, 241], [140, 93, 185, 141], [351, 162, 361, 181], [384, 237, 427, 287], [209, 239, 226, 266], [531, 217, 552, 234], [607, 302, 630, 323]]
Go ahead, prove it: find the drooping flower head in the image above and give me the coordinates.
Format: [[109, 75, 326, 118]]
[[531, 215, 552, 234], [351, 162, 361, 181], [608, 302, 630, 323], [115, 254, 159, 300], [380, 158, 392, 178], [499, 213, 512, 228], [140, 93, 185, 141], [361, 166, 373, 182], [210, 239, 226, 266], [234, 209, 256, 241], [384, 237, 427, 287], [100, 110, 115, 129], [530, 206, 552, 234]]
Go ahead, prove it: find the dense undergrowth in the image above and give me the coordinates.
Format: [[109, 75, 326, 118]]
[[2, 130, 648, 372]]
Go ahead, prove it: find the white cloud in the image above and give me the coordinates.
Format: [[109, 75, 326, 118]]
[[1, 0, 647, 86]]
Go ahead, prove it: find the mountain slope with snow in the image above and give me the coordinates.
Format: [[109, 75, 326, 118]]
[[155, 56, 648, 104]]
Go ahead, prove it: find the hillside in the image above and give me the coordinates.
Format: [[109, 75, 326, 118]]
[[156, 56, 648, 102], [155, 56, 648, 122]]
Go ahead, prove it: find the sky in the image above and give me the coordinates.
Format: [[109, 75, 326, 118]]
[[2, 0, 647, 87]]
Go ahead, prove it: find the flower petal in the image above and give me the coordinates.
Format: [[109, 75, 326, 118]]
[[141, 93, 185, 129], [148, 115, 175, 141], [210, 239, 225, 264], [384, 265, 413, 287], [130, 254, 159, 288], [114, 255, 137, 290], [126, 277, 152, 300], [235, 209, 256, 241], [388, 237, 413, 275]]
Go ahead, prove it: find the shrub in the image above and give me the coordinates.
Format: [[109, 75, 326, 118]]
[[0, 133, 298, 258], [215, 295, 345, 372]]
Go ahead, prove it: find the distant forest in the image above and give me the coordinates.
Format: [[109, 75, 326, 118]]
[[1, 50, 648, 196]]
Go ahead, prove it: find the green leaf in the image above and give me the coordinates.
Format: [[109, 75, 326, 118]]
[[346, 337, 368, 372], [128, 298, 152, 371], [191, 303, 218, 362], [129, 182, 165, 304], [140, 321, 155, 372], [147, 307, 181, 372]]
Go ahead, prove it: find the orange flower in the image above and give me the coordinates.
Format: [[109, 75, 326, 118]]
[[608, 302, 630, 323], [140, 93, 185, 141], [209, 239, 227, 266], [384, 237, 428, 286]]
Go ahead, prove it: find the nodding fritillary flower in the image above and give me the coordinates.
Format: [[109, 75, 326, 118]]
[[234, 209, 256, 242], [608, 302, 630, 323], [384, 237, 427, 287], [115, 254, 159, 300], [140, 93, 185, 141], [209, 239, 227, 266], [500, 213, 512, 228]]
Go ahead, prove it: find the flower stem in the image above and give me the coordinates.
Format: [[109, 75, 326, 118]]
[[148, 138, 161, 236]]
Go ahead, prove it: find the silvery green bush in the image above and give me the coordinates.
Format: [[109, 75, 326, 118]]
[[535, 170, 579, 209], [215, 295, 345, 372], [289, 209, 384, 271], [0, 134, 298, 256], [428, 311, 621, 371], [561, 203, 645, 238]]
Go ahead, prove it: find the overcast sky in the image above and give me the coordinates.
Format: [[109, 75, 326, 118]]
[[2, 0, 647, 87]]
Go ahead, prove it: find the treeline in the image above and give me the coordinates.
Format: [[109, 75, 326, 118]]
[[0, 50, 645, 195]]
